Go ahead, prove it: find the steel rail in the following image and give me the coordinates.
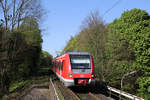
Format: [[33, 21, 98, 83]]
[[107, 86, 144, 100], [50, 78, 60, 100], [56, 81, 80, 100]]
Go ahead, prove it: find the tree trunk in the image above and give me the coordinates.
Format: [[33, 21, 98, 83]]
[[12, 0, 16, 31]]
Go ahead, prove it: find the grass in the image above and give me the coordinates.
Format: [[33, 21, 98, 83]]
[[2, 66, 51, 100], [9, 75, 50, 93], [9, 80, 32, 93], [2, 75, 50, 100]]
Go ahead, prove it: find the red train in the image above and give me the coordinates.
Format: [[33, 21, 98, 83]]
[[52, 51, 95, 87]]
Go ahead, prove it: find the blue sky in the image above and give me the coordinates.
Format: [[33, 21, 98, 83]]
[[41, 0, 150, 57]]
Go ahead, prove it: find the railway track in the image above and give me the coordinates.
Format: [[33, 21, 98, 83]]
[[55, 80, 80, 100], [50, 74, 115, 100], [51, 74, 116, 100], [50, 75, 80, 100], [56, 83, 102, 100], [51, 76, 99, 100], [76, 92, 101, 100], [71, 85, 113, 100]]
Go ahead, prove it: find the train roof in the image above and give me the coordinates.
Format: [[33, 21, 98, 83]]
[[54, 51, 91, 60], [66, 51, 90, 55]]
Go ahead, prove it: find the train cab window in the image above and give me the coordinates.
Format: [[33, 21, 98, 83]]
[[70, 55, 91, 69]]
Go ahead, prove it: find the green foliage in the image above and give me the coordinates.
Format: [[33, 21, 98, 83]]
[[0, 0, 46, 97], [5, 17, 43, 79], [120, 9, 150, 98], [61, 36, 79, 54], [0, 26, 10, 94], [0, 17, 44, 96], [40, 51, 52, 68], [107, 8, 150, 99], [136, 77, 150, 99], [6, 32, 27, 80], [9, 80, 32, 93], [20, 17, 43, 46], [8, 75, 49, 95]]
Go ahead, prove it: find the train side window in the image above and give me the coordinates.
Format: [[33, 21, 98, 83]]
[[56, 62, 58, 68], [60, 61, 63, 70], [60, 62, 62, 68], [59, 62, 60, 69], [62, 62, 64, 70]]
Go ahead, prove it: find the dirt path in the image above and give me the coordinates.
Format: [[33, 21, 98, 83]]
[[21, 88, 51, 100]]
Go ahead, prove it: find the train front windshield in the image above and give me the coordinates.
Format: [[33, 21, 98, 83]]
[[70, 55, 91, 69]]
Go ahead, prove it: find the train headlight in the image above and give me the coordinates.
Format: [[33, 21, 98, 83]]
[[68, 74, 73, 78], [91, 74, 94, 78]]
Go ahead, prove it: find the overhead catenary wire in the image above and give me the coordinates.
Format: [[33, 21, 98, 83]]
[[102, 0, 122, 17]]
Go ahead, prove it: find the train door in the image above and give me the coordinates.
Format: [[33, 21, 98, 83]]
[[60, 59, 63, 76], [58, 61, 60, 75], [56, 61, 59, 73]]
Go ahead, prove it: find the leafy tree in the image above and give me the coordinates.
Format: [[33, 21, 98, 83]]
[[61, 35, 79, 54], [19, 17, 43, 76], [122, 9, 150, 99], [0, 17, 43, 96], [40, 51, 52, 67], [0, 26, 10, 94], [107, 8, 150, 99], [106, 18, 136, 89], [78, 11, 108, 81], [6, 31, 28, 80], [0, 0, 44, 98]]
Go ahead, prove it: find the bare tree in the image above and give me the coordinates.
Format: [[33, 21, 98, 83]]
[[0, 0, 9, 30], [0, 0, 43, 31], [79, 11, 108, 81]]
